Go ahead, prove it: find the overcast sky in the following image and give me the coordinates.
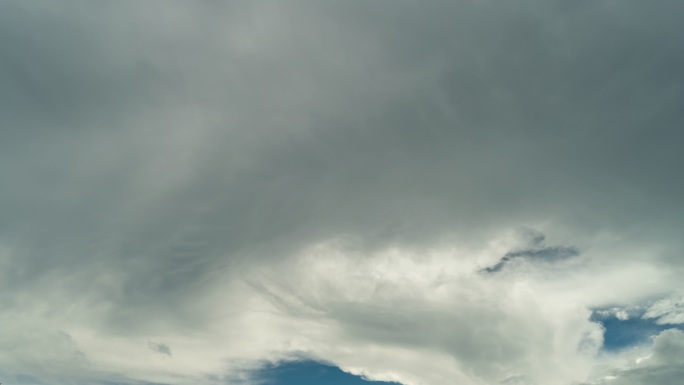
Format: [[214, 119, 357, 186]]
[[1, 1, 684, 385]]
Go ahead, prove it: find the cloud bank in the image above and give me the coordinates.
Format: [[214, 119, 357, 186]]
[[1, 1, 683, 385]]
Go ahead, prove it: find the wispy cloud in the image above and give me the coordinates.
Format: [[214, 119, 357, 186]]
[[148, 341, 172, 357]]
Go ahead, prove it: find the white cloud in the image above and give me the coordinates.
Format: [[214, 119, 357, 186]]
[[585, 329, 684, 385], [239, 237, 682, 385], [643, 292, 684, 325], [3, 229, 676, 385]]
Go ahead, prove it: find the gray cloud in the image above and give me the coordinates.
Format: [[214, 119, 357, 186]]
[[148, 341, 172, 357], [1, 1, 684, 385], [482, 244, 580, 273]]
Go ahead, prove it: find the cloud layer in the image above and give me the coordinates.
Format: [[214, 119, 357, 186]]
[[1, 1, 683, 385]]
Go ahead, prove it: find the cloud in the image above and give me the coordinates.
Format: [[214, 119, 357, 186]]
[[585, 329, 684, 385], [643, 292, 684, 325], [243, 239, 609, 385], [595, 308, 633, 322], [481, 245, 580, 273], [148, 341, 172, 357], [0, 1, 683, 385]]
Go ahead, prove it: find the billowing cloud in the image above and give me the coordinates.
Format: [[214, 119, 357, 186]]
[[1, 1, 683, 385], [585, 329, 684, 385]]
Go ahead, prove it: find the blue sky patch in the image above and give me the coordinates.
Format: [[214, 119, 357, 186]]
[[255, 360, 402, 385], [591, 310, 684, 351]]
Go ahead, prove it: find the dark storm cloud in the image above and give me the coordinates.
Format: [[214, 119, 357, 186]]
[[1, 1, 684, 384], [3, 0, 684, 260]]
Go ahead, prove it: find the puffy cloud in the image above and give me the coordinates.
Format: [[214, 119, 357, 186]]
[[586, 329, 684, 385], [595, 309, 632, 322]]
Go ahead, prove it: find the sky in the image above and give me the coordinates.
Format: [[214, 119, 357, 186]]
[[257, 360, 401, 385], [1, 1, 684, 385]]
